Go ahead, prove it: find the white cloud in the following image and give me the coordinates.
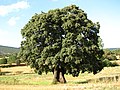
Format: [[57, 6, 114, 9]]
[[88, 12, 120, 48], [0, 1, 30, 16], [8, 17, 20, 26], [0, 28, 22, 47], [0, 28, 12, 46]]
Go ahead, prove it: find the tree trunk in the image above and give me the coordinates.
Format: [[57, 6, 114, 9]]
[[52, 68, 66, 84], [52, 69, 59, 84], [59, 70, 66, 83]]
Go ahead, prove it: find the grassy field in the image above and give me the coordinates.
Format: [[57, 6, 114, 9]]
[[0, 66, 120, 90]]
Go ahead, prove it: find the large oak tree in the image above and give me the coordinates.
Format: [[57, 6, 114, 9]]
[[19, 5, 104, 83]]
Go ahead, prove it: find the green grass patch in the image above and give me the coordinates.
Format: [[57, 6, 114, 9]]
[[0, 76, 20, 85], [0, 73, 53, 85], [0, 72, 91, 85]]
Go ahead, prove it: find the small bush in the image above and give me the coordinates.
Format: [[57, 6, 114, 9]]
[[102, 59, 110, 67], [7, 54, 17, 64], [102, 59, 119, 67], [0, 58, 7, 64]]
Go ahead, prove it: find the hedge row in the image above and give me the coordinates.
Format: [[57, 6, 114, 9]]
[[0, 58, 20, 65], [0, 58, 7, 64]]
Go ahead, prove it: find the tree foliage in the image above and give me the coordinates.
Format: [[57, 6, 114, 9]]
[[19, 5, 104, 83]]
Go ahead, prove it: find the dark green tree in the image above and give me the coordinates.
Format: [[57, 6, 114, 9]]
[[8, 53, 17, 65], [19, 5, 104, 83], [0, 57, 7, 64]]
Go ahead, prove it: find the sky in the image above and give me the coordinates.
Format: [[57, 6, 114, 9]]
[[0, 0, 120, 48]]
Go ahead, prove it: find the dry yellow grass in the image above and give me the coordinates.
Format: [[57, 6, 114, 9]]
[[1, 66, 34, 75], [111, 60, 120, 65], [1, 66, 120, 90], [0, 83, 120, 90]]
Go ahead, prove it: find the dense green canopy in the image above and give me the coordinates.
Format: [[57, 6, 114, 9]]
[[19, 5, 104, 83]]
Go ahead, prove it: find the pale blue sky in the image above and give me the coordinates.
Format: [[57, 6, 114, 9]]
[[0, 0, 120, 48]]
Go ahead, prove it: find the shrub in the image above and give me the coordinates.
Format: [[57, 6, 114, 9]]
[[102, 59, 111, 67], [0, 58, 7, 64], [102, 59, 119, 67], [7, 54, 17, 64]]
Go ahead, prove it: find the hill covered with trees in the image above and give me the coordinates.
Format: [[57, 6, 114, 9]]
[[0, 45, 19, 55]]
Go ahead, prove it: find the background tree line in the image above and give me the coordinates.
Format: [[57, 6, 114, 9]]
[[0, 53, 21, 65]]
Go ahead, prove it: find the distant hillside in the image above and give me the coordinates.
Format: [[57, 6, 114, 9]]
[[0, 45, 119, 55], [108, 48, 120, 51], [0, 45, 19, 54]]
